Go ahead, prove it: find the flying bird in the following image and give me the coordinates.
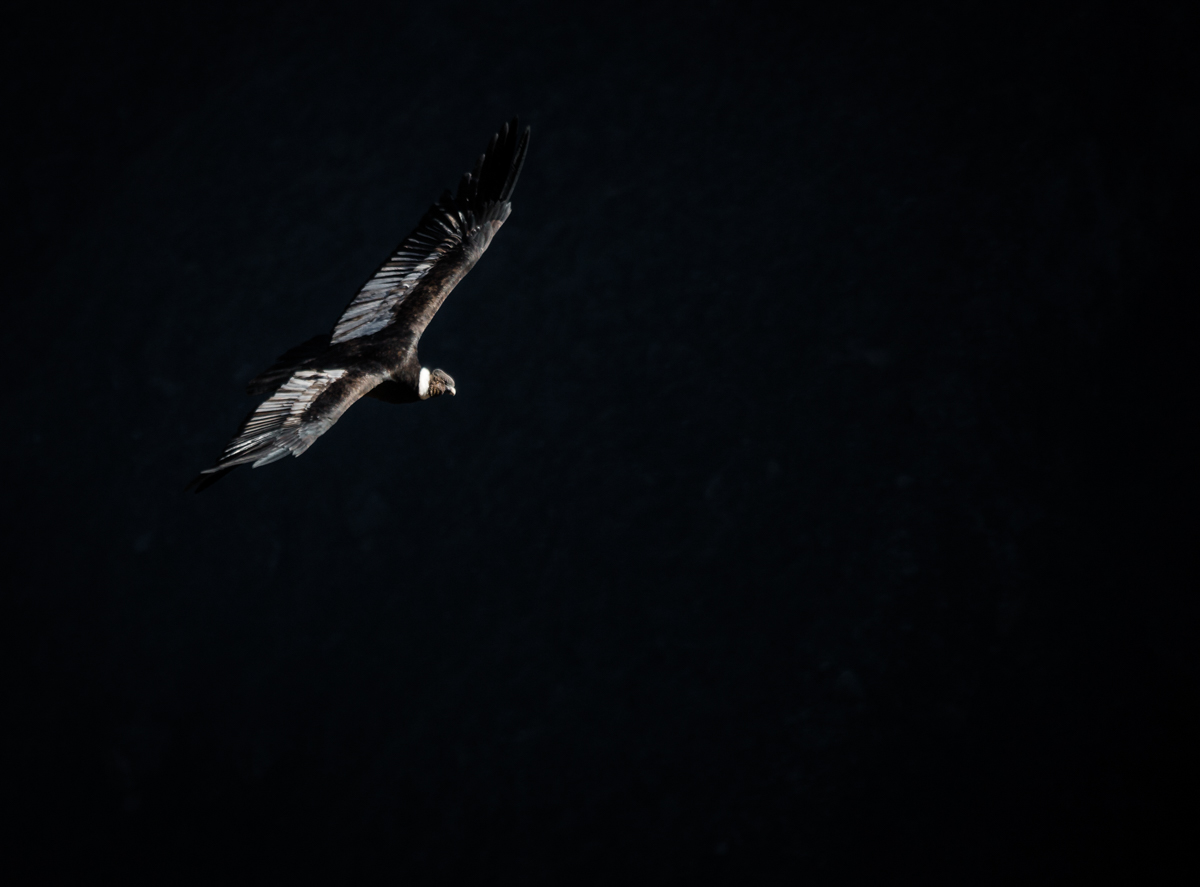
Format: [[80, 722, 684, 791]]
[[188, 119, 530, 492]]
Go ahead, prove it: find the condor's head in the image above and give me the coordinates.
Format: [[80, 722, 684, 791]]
[[418, 367, 457, 400]]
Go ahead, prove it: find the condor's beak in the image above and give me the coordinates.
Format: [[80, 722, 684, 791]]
[[447, 386, 456, 396]]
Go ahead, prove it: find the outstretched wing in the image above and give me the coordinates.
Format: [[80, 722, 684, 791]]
[[330, 118, 530, 345], [197, 368, 379, 475]]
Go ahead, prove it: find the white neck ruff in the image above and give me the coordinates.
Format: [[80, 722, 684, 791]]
[[418, 367, 431, 399]]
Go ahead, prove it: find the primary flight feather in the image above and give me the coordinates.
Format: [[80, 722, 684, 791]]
[[188, 118, 530, 492]]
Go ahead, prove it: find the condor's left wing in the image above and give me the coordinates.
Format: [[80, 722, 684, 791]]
[[329, 118, 530, 345]]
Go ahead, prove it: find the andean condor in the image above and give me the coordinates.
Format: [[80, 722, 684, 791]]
[[188, 119, 530, 492]]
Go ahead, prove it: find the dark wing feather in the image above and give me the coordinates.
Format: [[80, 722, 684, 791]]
[[329, 119, 530, 345], [185, 465, 235, 493]]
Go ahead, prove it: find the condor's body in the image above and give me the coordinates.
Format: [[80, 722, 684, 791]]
[[188, 119, 530, 492]]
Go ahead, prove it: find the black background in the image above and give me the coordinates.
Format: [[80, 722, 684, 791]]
[[4, 1, 1196, 882]]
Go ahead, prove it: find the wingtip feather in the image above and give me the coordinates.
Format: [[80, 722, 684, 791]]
[[481, 117, 529, 204], [186, 466, 236, 493], [501, 124, 530, 202]]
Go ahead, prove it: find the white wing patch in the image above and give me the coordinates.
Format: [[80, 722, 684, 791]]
[[330, 211, 466, 344], [208, 369, 349, 470]]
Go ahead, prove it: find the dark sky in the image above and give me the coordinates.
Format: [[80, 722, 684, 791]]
[[5, 1, 1195, 882]]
